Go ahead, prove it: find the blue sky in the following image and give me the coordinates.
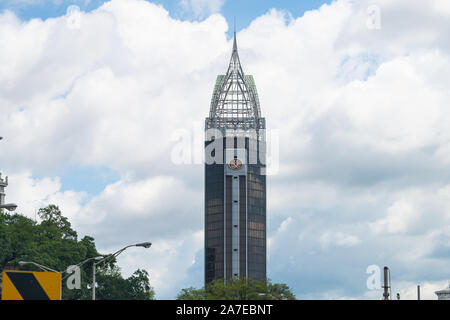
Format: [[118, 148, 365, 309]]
[[1, 0, 332, 36], [56, 165, 119, 195]]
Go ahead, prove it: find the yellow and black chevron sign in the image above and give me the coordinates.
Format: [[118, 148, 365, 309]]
[[1, 270, 61, 300]]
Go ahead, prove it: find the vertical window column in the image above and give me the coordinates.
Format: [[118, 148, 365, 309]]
[[232, 175, 240, 278]]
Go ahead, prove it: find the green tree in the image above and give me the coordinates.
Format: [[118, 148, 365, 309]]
[[127, 269, 155, 300], [94, 266, 155, 300], [0, 205, 154, 300], [0, 211, 38, 271], [177, 278, 296, 300]]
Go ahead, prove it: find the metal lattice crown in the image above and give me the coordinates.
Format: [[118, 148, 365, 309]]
[[208, 32, 262, 124]]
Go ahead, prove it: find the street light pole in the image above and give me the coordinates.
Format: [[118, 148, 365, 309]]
[[18, 261, 59, 273], [20, 257, 103, 300], [18, 261, 62, 299], [0, 203, 17, 211], [92, 242, 152, 300], [60, 256, 103, 282]]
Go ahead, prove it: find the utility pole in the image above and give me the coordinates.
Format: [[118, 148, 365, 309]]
[[417, 285, 420, 300]]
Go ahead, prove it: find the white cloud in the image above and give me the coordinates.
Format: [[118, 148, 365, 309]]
[[2, 0, 450, 299], [116, 230, 204, 299], [4, 170, 203, 298], [74, 175, 202, 241], [5, 171, 86, 222], [320, 231, 360, 249], [370, 198, 418, 235], [370, 187, 450, 235]]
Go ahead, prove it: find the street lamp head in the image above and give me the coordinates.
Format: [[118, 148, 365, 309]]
[[1, 203, 17, 211], [94, 256, 104, 260], [18, 261, 28, 265], [135, 242, 152, 249]]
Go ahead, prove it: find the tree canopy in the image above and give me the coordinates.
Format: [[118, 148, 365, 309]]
[[0, 205, 154, 300], [177, 278, 296, 300]]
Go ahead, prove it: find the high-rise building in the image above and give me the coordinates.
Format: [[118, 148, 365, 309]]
[[204, 31, 266, 284], [0, 173, 8, 206], [435, 283, 450, 300]]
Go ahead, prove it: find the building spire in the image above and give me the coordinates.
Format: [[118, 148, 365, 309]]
[[207, 21, 262, 124], [230, 18, 241, 74], [233, 17, 237, 52]]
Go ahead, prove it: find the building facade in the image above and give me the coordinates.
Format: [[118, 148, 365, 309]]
[[204, 32, 266, 284], [435, 284, 450, 300], [0, 173, 8, 206]]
